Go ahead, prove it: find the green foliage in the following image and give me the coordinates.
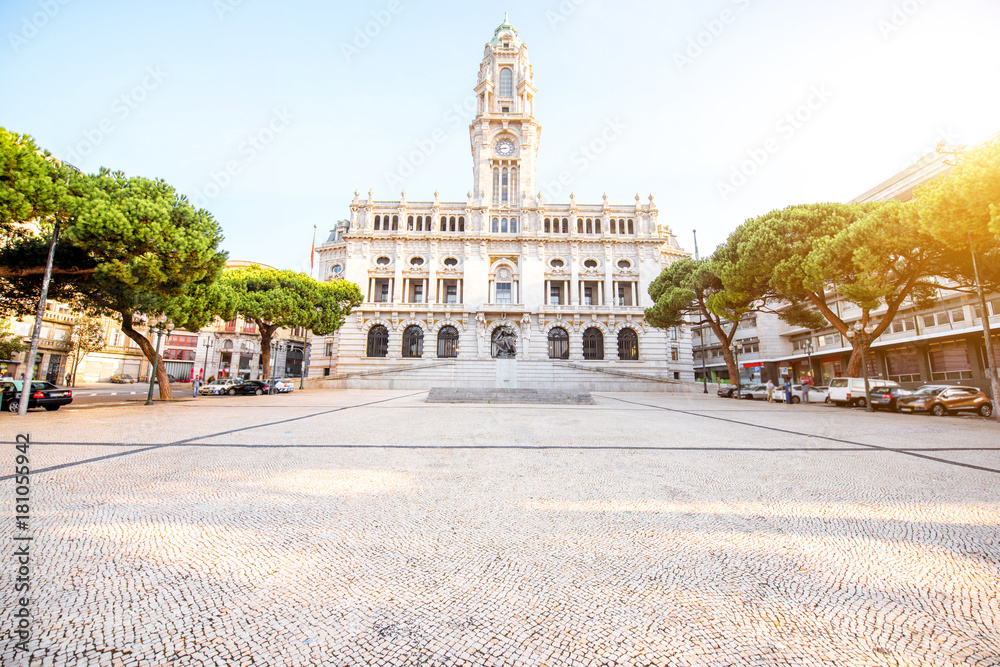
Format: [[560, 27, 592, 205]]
[[221, 266, 363, 335], [220, 265, 363, 378], [916, 137, 1000, 290], [0, 128, 73, 242], [0, 320, 27, 360]]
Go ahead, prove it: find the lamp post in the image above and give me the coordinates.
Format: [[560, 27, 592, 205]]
[[803, 339, 815, 383], [17, 162, 80, 417], [270, 339, 280, 394], [144, 316, 174, 406], [692, 229, 707, 393], [851, 321, 874, 412], [201, 336, 215, 382], [730, 341, 744, 399]]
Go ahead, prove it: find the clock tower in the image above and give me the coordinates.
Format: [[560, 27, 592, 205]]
[[469, 14, 540, 211]]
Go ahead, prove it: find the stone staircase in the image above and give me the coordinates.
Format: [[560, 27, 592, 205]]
[[308, 359, 701, 392], [426, 387, 595, 404]]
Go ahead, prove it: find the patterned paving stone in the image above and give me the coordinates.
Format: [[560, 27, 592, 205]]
[[1, 390, 998, 666]]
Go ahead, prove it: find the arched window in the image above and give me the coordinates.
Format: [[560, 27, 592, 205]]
[[493, 168, 500, 204], [510, 167, 517, 203], [374, 214, 382, 231], [437, 326, 459, 358], [595, 218, 601, 234], [583, 328, 604, 360], [407, 215, 414, 231], [627, 218, 634, 234], [619, 219, 626, 234], [449, 216, 456, 231], [501, 217, 508, 233], [618, 329, 638, 360], [577, 218, 584, 233], [502, 168, 509, 203], [458, 216, 465, 232], [492, 217, 499, 233], [391, 215, 398, 231], [367, 325, 388, 358], [509, 217, 517, 233], [562, 218, 569, 233], [402, 325, 423, 358], [499, 67, 513, 97], [548, 327, 569, 360], [544, 217, 551, 233], [440, 216, 447, 232]]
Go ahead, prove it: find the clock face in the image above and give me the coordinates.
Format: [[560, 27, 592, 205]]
[[495, 139, 515, 156]]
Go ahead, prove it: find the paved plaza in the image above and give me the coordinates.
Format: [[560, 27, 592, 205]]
[[2, 390, 999, 666]]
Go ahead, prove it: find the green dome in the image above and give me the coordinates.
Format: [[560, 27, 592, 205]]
[[491, 12, 519, 45]]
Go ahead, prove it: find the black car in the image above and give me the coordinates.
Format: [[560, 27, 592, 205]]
[[869, 386, 912, 412], [226, 380, 270, 396], [1, 380, 73, 412], [717, 384, 747, 398]]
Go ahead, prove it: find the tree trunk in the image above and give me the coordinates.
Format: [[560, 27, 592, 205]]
[[120, 313, 173, 399], [721, 347, 739, 387], [257, 321, 279, 380], [844, 340, 874, 377]]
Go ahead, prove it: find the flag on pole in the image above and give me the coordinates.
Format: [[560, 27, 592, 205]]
[[310, 224, 317, 275]]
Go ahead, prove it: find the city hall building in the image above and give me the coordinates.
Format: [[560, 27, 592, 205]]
[[312, 18, 691, 390]]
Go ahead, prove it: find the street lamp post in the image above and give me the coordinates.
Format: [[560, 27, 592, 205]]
[[692, 229, 707, 394], [144, 317, 174, 406], [270, 339, 280, 394], [804, 339, 815, 383], [201, 336, 215, 382], [851, 322, 874, 412], [730, 341, 744, 399], [17, 162, 80, 417]]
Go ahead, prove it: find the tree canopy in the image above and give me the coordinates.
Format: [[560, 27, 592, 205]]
[[719, 202, 943, 375], [646, 257, 757, 384], [0, 128, 73, 242], [0, 167, 228, 398], [219, 266, 363, 379]]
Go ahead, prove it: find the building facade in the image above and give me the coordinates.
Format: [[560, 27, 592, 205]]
[[693, 148, 1000, 395], [312, 18, 691, 388]]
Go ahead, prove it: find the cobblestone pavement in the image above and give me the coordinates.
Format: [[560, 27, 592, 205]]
[[2, 390, 999, 666]]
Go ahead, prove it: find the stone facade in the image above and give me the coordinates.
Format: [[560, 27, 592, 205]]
[[312, 18, 691, 388]]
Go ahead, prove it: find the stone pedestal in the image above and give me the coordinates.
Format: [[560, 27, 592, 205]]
[[496, 359, 518, 388]]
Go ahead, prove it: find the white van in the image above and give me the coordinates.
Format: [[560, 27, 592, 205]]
[[828, 377, 900, 408]]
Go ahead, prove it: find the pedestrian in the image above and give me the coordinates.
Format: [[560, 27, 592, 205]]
[[801, 378, 811, 404], [65, 372, 72, 386], [784, 378, 792, 404], [766, 379, 775, 403], [192, 375, 200, 397]]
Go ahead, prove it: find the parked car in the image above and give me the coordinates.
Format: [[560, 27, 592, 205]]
[[1, 380, 73, 412], [745, 383, 770, 400], [897, 385, 993, 417], [717, 384, 747, 398], [828, 378, 900, 408], [226, 380, 271, 396], [109, 373, 136, 384], [790, 384, 830, 404], [199, 382, 229, 395], [869, 386, 913, 412], [272, 379, 294, 393]]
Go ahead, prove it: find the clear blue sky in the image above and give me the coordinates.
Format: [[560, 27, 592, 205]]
[[3, 0, 998, 272]]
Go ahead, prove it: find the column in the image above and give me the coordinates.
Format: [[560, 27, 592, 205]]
[[632, 282, 639, 308]]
